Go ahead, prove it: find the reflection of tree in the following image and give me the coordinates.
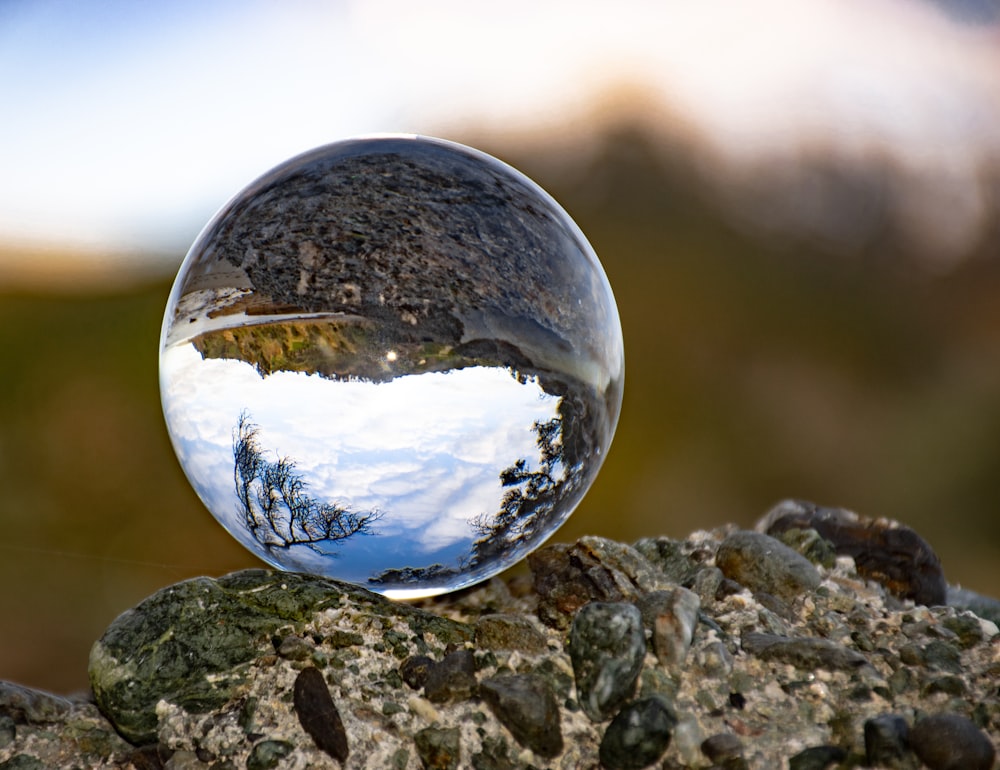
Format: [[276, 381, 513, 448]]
[[468, 415, 566, 567], [368, 403, 587, 589], [363, 562, 461, 587], [233, 412, 380, 554]]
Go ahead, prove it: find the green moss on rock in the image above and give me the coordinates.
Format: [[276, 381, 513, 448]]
[[88, 569, 471, 745]]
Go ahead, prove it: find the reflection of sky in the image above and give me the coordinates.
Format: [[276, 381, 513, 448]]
[[160, 342, 560, 584]]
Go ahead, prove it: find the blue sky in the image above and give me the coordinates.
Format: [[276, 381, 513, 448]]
[[1, 0, 998, 275]]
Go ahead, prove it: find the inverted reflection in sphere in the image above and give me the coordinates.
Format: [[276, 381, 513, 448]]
[[159, 135, 623, 598]]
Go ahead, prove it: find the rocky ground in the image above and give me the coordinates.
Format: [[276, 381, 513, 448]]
[[1, 500, 997, 769]]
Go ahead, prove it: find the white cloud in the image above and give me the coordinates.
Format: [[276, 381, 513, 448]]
[[160, 342, 561, 585]]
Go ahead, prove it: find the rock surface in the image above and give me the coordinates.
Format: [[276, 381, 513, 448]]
[[1, 501, 998, 769]]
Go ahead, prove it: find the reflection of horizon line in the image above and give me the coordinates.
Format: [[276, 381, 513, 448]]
[[166, 309, 369, 348]]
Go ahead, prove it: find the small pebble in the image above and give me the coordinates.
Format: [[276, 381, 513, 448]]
[[474, 614, 547, 653], [400, 655, 434, 690], [276, 634, 314, 661], [697, 641, 734, 678], [691, 566, 724, 604], [246, 740, 294, 770], [652, 587, 701, 669], [423, 649, 477, 703], [787, 745, 846, 770], [471, 736, 513, 770], [598, 696, 676, 769], [940, 613, 985, 648], [163, 749, 204, 770], [633, 537, 702, 585], [569, 601, 646, 721], [740, 631, 868, 671], [575, 536, 669, 593], [528, 541, 644, 629], [922, 675, 966, 696], [0, 756, 47, 770], [909, 713, 995, 770], [715, 531, 820, 602], [479, 673, 563, 758], [414, 726, 461, 770], [671, 715, 706, 766], [292, 666, 348, 762], [947, 585, 1000, 625], [922, 640, 962, 673], [0, 716, 15, 749], [863, 714, 909, 766], [0, 681, 72, 724], [701, 732, 744, 763]]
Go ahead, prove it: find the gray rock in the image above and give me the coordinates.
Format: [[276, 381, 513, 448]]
[[740, 631, 869, 671], [922, 639, 963, 673], [598, 696, 676, 769], [650, 587, 700, 669], [0, 718, 13, 751], [691, 566, 724, 605], [478, 673, 563, 758], [0, 682, 71, 724], [423, 649, 477, 703], [701, 731, 744, 763], [715, 530, 821, 601], [2, 524, 998, 769], [569, 601, 646, 722], [633, 537, 703, 585], [863, 714, 911, 767], [947, 585, 1000, 625], [909, 713, 996, 770], [88, 568, 472, 744]]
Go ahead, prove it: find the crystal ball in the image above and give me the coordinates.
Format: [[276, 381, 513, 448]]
[[159, 135, 624, 598]]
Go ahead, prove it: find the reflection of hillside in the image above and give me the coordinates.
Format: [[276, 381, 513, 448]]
[[192, 319, 468, 382], [187, 318, 611, 400]]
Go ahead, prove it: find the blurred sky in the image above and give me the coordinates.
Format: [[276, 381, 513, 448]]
[[1, 0, 999, 284]]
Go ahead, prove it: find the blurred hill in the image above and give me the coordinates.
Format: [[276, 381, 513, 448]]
[[1, 123, 999, 693]]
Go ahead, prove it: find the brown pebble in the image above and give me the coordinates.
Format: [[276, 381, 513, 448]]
[[400, 655, 434, 690], [527, 542, 635, 629], [474, 614, 547, 653], [909, 713, 995, 770], [760, 500, 946, 605], [293, 666, 348, 762]]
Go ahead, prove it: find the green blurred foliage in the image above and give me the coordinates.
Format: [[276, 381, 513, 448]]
[[1, 127, 998, 693]]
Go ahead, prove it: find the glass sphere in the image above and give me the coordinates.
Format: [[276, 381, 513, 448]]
[[159, 135, 623, 598]]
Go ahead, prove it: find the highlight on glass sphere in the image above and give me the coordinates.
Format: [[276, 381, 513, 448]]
[[159, 135, 624, 598]]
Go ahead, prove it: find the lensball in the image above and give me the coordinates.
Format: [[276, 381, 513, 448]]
[[159, 135, 623, 598]]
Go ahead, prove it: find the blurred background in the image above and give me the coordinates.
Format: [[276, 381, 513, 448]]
[[2, 0, 999, 694]]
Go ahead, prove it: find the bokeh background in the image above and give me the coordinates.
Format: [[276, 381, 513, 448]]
[[2, 0, 999, 694]]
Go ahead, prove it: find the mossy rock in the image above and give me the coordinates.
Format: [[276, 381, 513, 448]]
[[88, 568, 471, 744]]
